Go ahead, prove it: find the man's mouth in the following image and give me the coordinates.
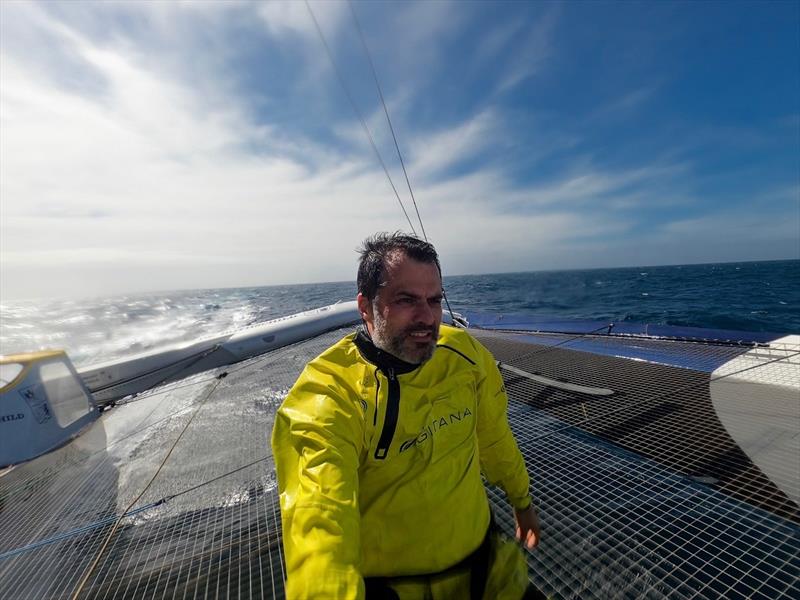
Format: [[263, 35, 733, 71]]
[[408, 330, 434, 340]]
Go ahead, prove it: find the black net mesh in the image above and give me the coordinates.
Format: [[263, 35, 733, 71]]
[[0, 329, 344, 599], [0, 327, 797, 599], [475, 329, 799, 600]]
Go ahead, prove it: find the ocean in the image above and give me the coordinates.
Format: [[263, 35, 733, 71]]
[[1, 259, 797, 367]]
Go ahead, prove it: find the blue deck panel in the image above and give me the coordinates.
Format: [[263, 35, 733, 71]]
[[463, 311, 786, 373]]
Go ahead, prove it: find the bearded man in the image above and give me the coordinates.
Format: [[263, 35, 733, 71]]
[[272, 232, 542, 599]]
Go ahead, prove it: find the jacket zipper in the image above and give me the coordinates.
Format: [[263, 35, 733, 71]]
[[374, 367, 400, 460], [373, 369, 380, 426]]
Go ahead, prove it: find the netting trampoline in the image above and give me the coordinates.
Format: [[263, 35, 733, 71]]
[[1, 326, 797, 599]]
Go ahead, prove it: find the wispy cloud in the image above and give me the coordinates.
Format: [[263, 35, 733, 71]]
[[587, 84, 660, 121], [493, 4, 560, 94], [509, 163, 690, 209], [257, 0, 347, 41], [408, 110, 501, 179], [1, 0, 796, 299], [388, 0, 465, 74], [474, 19, 527, 65]]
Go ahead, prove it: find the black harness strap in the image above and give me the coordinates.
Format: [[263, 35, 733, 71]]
[[364, 521, 494, 600], [469, 525, 492, 600], [374, 367, 399, 459]]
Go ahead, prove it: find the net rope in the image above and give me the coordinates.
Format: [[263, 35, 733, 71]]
[[1, 327, 797, 599]]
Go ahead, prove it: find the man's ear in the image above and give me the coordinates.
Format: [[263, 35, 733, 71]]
[[357, 292, 374, 327]]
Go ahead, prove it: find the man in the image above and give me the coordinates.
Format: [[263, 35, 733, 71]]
[[272, 232, 542, 599]]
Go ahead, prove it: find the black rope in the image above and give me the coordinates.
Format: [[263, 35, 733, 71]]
[[90, 342, 221, 398], [524, 349, 800, 444], [0, 453, 274, 562], [345, 2, 466, 322], [348, 0, 427, 241], [6, 332, 341, 497], [442, 289, 460, 328], [304, 0, 417, 236], [162, 454, 272, 503], [70, 374, 226, 599], [473, 322, 615, 366]]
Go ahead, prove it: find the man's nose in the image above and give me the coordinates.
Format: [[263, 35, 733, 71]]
[[415, 300, 435, 325]]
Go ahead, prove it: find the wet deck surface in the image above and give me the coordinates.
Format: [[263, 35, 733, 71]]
[[1, 328, 797, 599]]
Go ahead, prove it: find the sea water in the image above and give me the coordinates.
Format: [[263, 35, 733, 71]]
[[1, 259, 797, 367]]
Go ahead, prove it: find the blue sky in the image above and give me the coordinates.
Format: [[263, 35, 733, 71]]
[[1, 0, 798, 299]]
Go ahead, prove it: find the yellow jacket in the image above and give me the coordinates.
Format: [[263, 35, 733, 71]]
[[271, 325, 531, 599]]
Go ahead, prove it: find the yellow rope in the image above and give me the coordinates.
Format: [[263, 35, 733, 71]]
[[69, 374, 225, 600]]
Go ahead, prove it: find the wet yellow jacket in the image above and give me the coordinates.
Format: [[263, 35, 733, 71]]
[[271, 325, 531, 599]]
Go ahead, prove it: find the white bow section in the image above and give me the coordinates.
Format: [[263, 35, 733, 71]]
[[79, 301, 361, 406]]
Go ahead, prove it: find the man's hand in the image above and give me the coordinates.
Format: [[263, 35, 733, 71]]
[[514, 504, 541, 550]]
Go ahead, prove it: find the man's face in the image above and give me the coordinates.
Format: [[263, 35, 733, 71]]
[[357, 251, 443, 365]]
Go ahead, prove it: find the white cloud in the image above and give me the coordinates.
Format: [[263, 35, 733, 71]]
[[660, 211, 799, 241], [0, 4, 367, 297], [511, 163, 688, 208], [494, 4, 560, 94], [2, 1, 794, 302], [474, 20, 527, 64], [408, 109, 500, 179], [587, 84, 660, 121], [257, 0, 347, 41], [393, 0, 463, 54]]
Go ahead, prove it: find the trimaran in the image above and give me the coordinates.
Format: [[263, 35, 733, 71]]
[[1, 4, 798, 599]]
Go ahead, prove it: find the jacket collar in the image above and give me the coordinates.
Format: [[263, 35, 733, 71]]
[[354, 327, 419, 375]]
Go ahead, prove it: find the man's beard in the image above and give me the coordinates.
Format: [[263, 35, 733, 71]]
[[372, 312, 438, 365]]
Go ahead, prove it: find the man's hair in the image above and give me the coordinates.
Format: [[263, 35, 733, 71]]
[[357, 232, 440, 301]]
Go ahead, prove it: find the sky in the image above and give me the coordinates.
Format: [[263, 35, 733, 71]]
[[1, 0, 798, 300]]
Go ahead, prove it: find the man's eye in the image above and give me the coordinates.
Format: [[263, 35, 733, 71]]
[[397, 298, 414, 305], [430, 298, 442, 306]]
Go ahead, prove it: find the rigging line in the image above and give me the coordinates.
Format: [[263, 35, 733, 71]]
[[98, 315, 338, 406], [346, 0, 462, 326], [489, 323, 615, 367], [13, 333, 337, 556], [69, 372, 226, 600], [161, 453, 272, 503], [114, 377, 212, 404], [0, 376, 214, 499], [0, 503, 160, 562], [24, 329, 345, 486], [304, 0, 417, 236], [490, 320, 782, 380], [347, 0, 427, 241], [442, 292, 459, 328], [110, 326, 313, 405], [88, 342, 222, 396], [1, 374, 225, 499], [518, 349, 800, 445], [483, 315, 766, 369], [99, 532, 282, 593], [345, 0, 457, 321], [0, 454, 274, 562]]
